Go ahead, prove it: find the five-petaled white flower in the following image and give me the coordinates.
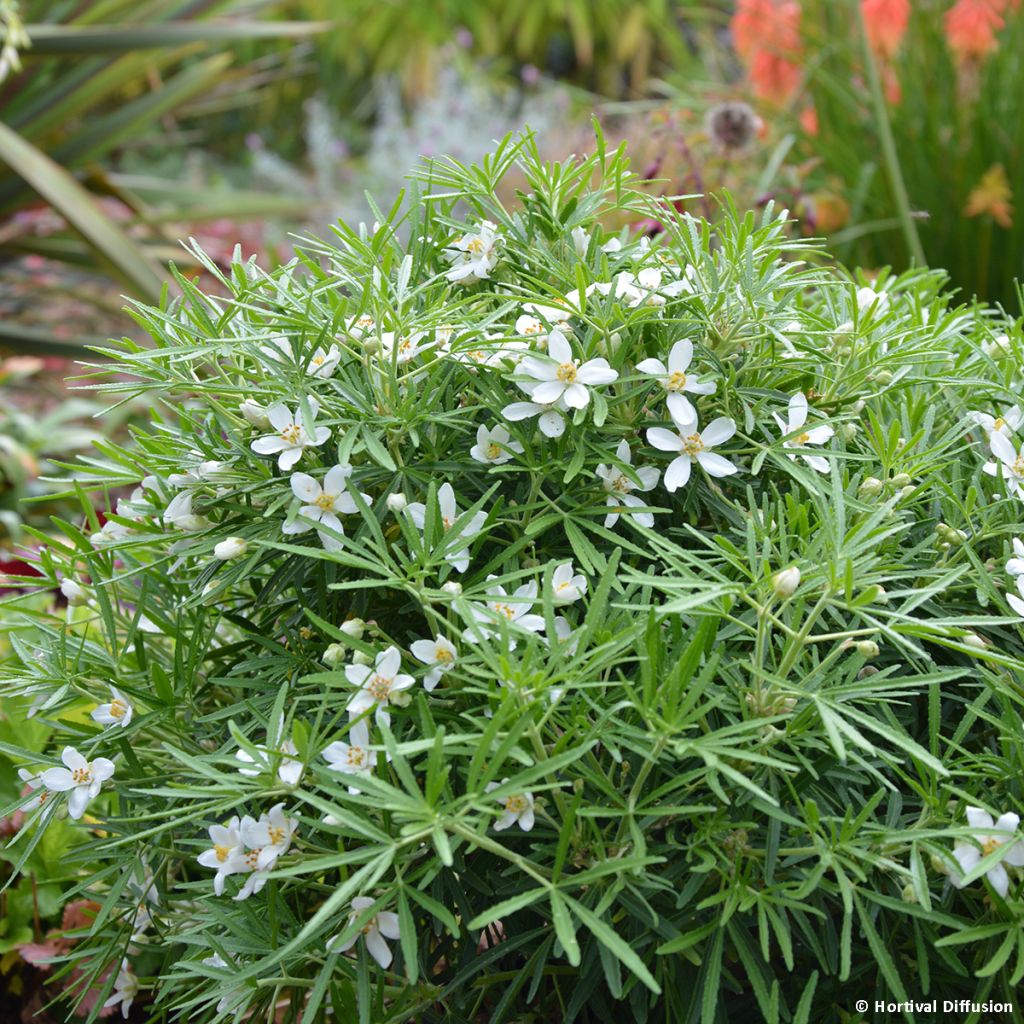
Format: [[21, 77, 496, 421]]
[[91, 687, 133, 730], [332, 897, 402, 968], [240, 803, 298, 871], [983, 432, 1024, 499], [550, 562, 587, 605], [636, 340, 716, 423], [445, 221, 501, 283], [283, 464, 368, 552], [647, 413, 739, 492], [968, 407, 1024, 440], [235, 729, 304, 787], [197, 816, 244, 896], [345, 646, 415, 725], [307, 344, 342, 378], [464, 578, 546, 647], [406, 482, 486, 573], [1007, 538, 1024, 576], [470, 424, 523, 465], [595, 440, 660, 528], [410, 634, 457, 690], [40, 746, 115, 820], [103, 960, 139, 1020], [774, 393, 834, 474], [516, 330, 617, 410], [950, 806, 1024, 898], [486, 779, 535, 832], [250, 399, 331, 471], [322, 719, 375, 792]]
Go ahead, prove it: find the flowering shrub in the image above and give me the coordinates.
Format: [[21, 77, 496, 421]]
[[5, 132, 1024, 1021]]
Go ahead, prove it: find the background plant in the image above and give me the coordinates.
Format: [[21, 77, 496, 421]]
[[2, 133, 1024, 1023]]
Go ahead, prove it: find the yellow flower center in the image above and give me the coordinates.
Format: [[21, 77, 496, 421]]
[[315, 493, 336, 512], [1013, 457, 1024, 478], [486, 442, 502, 460], [268, 825, 287, 845], [109, 699, 127, 719], [795, 432, 811, 445], [982, 837, 1002, 857], [312, 355, 325, 366], [347, 747, 367, 768], [667, 371, 688, 391], [435, 646, 454, 663], [556, 581, 572, 592], [72, 767, 92, 784], [367, 674, 392, 702], [556, 362, 578, 383], [466, 238, 485, 253], [468, 350, 487, 362], [243, 849, 261, 870], [683, 433, 704, 456], [504, 795, 527, 814], [994, 418, 1006, 431], [522, 322, 542, 334], [611, 474, 631, 493], [493, 602, 516, 620], [214, 844, 232, 863], [281, 424, 302, 444]]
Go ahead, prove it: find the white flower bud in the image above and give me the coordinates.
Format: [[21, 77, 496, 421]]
[[772, 566, 801, 599], [352, 650, 373, 666], [213, 537, 248, 560], [891, 473, 912, 487], [60, 578, 89, 607], [322, 643, 346, 668], [340, 618, 365, 639], [859, 476, 884, 498], [239, 399, 270, 430], [961, 632, 988, 651], [855, 640, 880, 659], [386, 492, 407, 513], [441, 581, 462, 597]]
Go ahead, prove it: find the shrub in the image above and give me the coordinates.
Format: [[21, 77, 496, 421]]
[[3, 131, 1024, 1023]]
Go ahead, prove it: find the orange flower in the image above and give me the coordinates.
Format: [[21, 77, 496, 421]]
[[944, 0, 1006, 64], [964, 164, 1014, 227], [750, 50, 803, 103], [861, 0, 911, 58], [731, 0, 803, 103]]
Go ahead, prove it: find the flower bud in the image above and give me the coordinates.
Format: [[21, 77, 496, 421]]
[[60, 578, 89, 606], [214, 537, 248, 560], [892, 473, 912, 487], [961, 632, 988, 651], [901, 883, 917, 904], [441, 581, 463, 597], [874, 370, 893, 385], [859, 477, 883, 498], [352, 650, 373, 666], [239, 399, 270, 430], [839, 422, 858, 441], [855, 640, 880, 659], [322, 643, 346, 668], [386, 492, 407, 513], [340, 618, 365, 639], [772, 566, 801, 599]]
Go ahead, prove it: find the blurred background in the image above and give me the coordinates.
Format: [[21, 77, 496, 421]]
[[0, 1, 1021, 1013]]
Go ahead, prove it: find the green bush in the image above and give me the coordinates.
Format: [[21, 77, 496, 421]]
[[3, 132, 1024, 1022]]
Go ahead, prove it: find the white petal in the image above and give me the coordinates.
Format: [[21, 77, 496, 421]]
[[697, 451, 738, 478], [663, 456, 692, 492], [647, 427, 682, 452], [291, 473, 321, 502], [966, 806, 995, 830]]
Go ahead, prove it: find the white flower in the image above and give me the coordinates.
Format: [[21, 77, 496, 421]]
[[950, 806, 1024, 898], [344, 313, 376, 339], [332, 897, 401, 968], [283, 464, 367, 551], [196, 816, 244, 896], [1006, 575, 1024, 619], [340, 618, 366, 639], [378, 330, 432, 366], [486, 780, 535, 832], [345, 646, 415, 725], [968, 407, 1024, 440], [91, 687, 133, 729], [322, 719, 375, 792], [774, 393, 834, 474], [464, 579, 545, 647], [214, 536, 248, 560], [470, 424, 524, 465], [168, 458, 228, 489], [856, 285, 890, 314], [235, 730, 304, 787], [983, 432, 1024, 499], [445, 220, 501, 283], [102, 960, 139, 1020], [17, 768, 52, 812], [239, 803, 298, 871], [502, 395, 569, 439], [647, 413, 739, 492], [516, 329, 617, 410], [405, 482, 486, 573], [550, 562, 586, 605], [60, 578, 89, 606], [772, 566, 801, 598], [307, 344, 342, 378], [40, 746, 115, 819], [410, 634, 457, 690], [636, 339, 717, 423], [571, 225, 591, 256], [595, 440, 660, 529], [514, 314, 547, 337], [239, 398, 271, 430], [164, 492, 210, 532], [250, 399, 331, 471], [1006, 538, 1024, 576]]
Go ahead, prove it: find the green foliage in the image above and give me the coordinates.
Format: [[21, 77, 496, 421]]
[[2, 131, 1024, 1022]]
